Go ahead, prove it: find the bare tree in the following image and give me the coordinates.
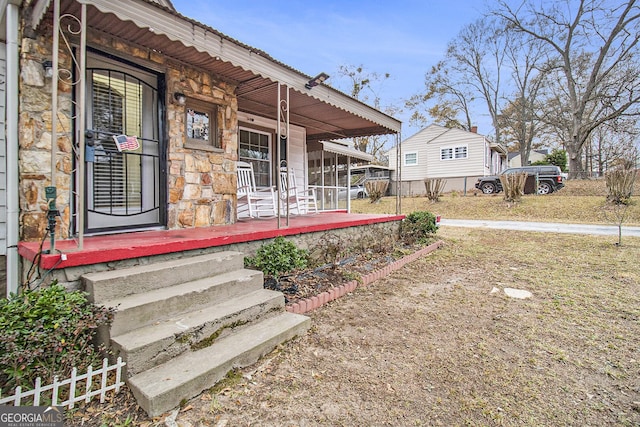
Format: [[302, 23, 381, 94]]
[[406, 17, 509, 141], [589, 119, 640, 175], [335, 65, 395, 163], [499, 33, 549, 164], [446, 17, 509, 147], [494, 0, 640, 178], [405, 61, 475, 130]]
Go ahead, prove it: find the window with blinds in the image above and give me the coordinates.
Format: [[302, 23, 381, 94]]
[[89, 70, 143, 210]]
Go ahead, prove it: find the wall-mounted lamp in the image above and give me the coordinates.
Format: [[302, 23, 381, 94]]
[[42, 60, 54, 79], [305, 72, 329, 89], [173, 92, 186, 105]]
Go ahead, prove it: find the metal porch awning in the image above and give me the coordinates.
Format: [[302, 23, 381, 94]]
[[320, 141, 374, 162], [32, 0, 401, 141]]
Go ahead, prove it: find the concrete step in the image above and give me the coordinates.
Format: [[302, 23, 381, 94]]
[[128, 312, 310, 417], [83, 251, 246, 303], [112, 289, 285, 375], [105, 268, 263, 337]]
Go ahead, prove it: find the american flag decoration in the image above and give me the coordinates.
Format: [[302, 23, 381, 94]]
[[113, 134, 140, 152]]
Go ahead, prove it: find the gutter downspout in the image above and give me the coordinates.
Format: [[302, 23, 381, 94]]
[[6, 0, 20, 296]]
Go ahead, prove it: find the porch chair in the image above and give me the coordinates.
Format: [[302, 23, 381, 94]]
[[279, 167, 318, 215], [236, 161, 277, 219]]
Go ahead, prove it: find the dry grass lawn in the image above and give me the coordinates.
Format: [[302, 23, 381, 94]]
[[162, 228, 640, 427], [68, 178, 640, 426], [351, 178, 640, 226]]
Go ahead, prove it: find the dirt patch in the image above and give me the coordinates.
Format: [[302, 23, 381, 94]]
[[67, 228, 640, 426]]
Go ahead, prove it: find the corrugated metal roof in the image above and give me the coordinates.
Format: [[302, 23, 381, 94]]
[[149, 0, 174, 11], [42, 0, 400, 140]]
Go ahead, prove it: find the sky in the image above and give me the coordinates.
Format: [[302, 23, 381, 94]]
[[170, 0, 491, 139]]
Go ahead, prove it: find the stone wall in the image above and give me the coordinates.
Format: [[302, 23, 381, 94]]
[[29, 221, 401, 292], [19, 23, 73, 241], [18, 19, 239, 242], [164, 61, 238, 229]]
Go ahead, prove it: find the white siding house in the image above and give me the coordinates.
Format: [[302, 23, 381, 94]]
[[388, 124, 507, 195], [508, 149, 549, 167]]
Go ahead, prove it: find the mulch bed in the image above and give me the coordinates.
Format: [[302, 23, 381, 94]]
[[263, 249, 405, 305]]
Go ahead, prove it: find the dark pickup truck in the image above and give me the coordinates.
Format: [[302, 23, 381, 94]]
[[475, 165, 565, 195]]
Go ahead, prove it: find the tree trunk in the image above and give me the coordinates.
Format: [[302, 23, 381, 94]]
[[567, 143, 586, 179]]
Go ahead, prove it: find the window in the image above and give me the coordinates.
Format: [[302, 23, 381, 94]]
[[455, 146, 468, 159], [184, 98, 220, 151], [404, 152, 418, 166], [441, 145, 468, 160], [239, 127, 272, 187]]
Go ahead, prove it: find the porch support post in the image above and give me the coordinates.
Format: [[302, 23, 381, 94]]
[[396, 131, 401, 215], [49, 0, 86, 251], [346, 156, 351, 213], [276, 83, 290, 228], [76, 2, 87, 249], [320, 150, 325, 210]]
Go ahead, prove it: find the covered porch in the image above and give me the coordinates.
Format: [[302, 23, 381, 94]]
[[18, 212, 404, 285], [6, 0, 402, 294]]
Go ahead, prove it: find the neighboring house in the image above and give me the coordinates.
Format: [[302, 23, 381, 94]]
[[508, 149, 549, 167], [387, 124, 507, 195], [0, 0, 400, 294]]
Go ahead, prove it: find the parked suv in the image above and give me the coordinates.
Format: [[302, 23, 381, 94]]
[[475, 166, 565, 195]]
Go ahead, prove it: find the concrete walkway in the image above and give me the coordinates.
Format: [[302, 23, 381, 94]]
[[440, 219, 640, 237]]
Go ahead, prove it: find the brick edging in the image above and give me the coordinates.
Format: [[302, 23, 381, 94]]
[[286, 240, 444, 314]]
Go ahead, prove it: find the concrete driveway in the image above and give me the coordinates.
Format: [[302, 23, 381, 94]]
[[440, 219, 640, 237]]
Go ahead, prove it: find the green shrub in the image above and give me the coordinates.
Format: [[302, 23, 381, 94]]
[[0, 283, 115, 394], [245, 236, 308, 278], [399, 211, 438, 244]]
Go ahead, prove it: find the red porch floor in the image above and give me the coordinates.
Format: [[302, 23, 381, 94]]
[[18, 212, 404, 270]]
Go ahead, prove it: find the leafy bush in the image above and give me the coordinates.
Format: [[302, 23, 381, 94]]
[[546, 149, 568, 171], [399, 211, 438, 244], [0, 282, 115, 394], [531, 149, 568, 171], [245, 236, 308, 278]]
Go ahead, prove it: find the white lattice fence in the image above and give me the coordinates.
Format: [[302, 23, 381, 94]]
[[0, 357, 126, 408]]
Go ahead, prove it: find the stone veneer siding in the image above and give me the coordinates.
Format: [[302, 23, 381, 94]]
[[33, 221, 400, 291], [18, 20, 239, 242]]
